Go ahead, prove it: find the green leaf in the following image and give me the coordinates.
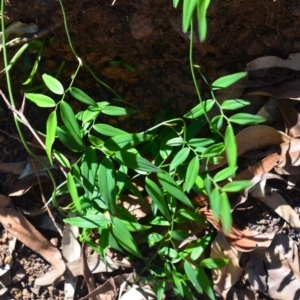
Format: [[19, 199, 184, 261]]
[[188, 138, 216, 148], [229, 113, 267, 125], [148, 233, 164, 247], [221, 99, 250, 110], [191, 234, 213, 261], [98, 157, 116, 213], [222, 180, 252, 192], [79, 109, 101, 124], [64, 213, 110, 228], [112, 217, 143, 258], [225, 124, 237, 168], [184, 156, 200, 192], [113, 151, 161, 173], [53, 150, 71, 168], [102, 105, 137, 116], [195, 267, 216, 300], [145, 177, 171, 220], [200, 258, 229, 269], [153, 280, 165, 300], [67, 172, 81, 213], [184, 100, 214, 119], [182, 0, 198, 32], [220, 192, 232, 234], [116, 164, 128, 190], [173, 0, 180, 7], [157, 172, 193, 209], [210, 187, 220, 221], [210, 115, 223, 132], [81, 147, 98, 198], [93, 123, 128, 136], [201, 142, 225, 158], [213, 166, 237, 182], [5, 43, 29, 73], [171, 230, 190, 241], [178, 208, 205, 224], [69, 87, 97, 106], [42, 73, 64, 94], [99, 227, 109, 259], [172, 268, 184, 297], [169, 148, 190, 171], [26, 93, 56, 107], [60, 101, 85, 149], [45, 111, 57, 165], [184, 261, 203, 294], [57, 126, 84, 152], [165, 137, 184, 146], [104, 133, 153, 151], [150, 216, 170, 226], [197, 0, 210, 42], [212, 72, 247, 90]]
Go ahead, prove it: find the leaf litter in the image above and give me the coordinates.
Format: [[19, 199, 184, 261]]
[[197, 52, 300, 299]]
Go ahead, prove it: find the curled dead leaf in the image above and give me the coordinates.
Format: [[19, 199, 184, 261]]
[[199, 207, 276, 252]]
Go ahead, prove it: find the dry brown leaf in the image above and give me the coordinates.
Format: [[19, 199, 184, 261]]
[[79, 274, 136, 300], [246, 53, 300, 71], [35, 255, 121, 286], [0, 161, 26, 175], [199, 207, 276, 252], [0, 194, 11, 207], [245, 80, 300, 100], [277, 103, 300, 137], [119, 194, 151, 219], [241, 234, 300, 299], [250, 181, 300, 232], [120, 284, 156, 300], [62, 224, 81, 300], [211, 233, 243, 299], [8, 175, 49, 197], [0, 207, 66, 286]]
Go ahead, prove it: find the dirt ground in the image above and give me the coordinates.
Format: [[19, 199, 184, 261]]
[[1, 0, 300, 299]]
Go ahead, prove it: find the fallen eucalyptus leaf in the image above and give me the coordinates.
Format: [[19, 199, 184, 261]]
[[0, 207, 66, 286], [246, 53, 300, 71], [0, 161, 26, 175], [241, 234, 300, 299], [120, 284, 156, 300], [211, 233, 243, 299]]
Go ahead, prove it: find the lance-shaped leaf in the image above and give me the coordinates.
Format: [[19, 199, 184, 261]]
[[212, 72, 247, 90], [210, 187, 221, 221], [182, 0, 197, 32], [81, 147, 98, 198], [93, 123, 128, 136], [221, 99, 250, 110], [42, 73, 64, 94], [157, 172, 193, 208], [46, 111, 57, 165], [67, 172, 81, 213], [98, 157, 116, 213], [229, 113, 267, 125], [145, 177, 171, 220], [169, 147, 190, 171], [102, 105, 137, 116], [57, 126, 84, 152], [184, 261, 203, 294], [104, 133, 153, 151], [197, 0, 210, 42], [184, 155, 199, 192], [184, 100, 214, 119], [112, 217, 143, 258], [26, 93, 56, 107], [64, 213, 110, 228], [220, 192, 232, 235], [113, 151, 161, 173], [225, 124, 237, 169], [69, 87, 97, 106], [222, 180, 252, 193], [60, 101, 85, 150]]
